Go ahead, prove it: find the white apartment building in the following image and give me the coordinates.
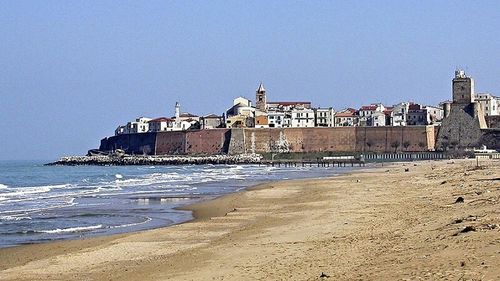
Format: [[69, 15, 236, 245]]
[[358, 103, 385, 126], [371, 111, 387, 126], [291, 108, 315, 127], [334, 109, 359, 127], [267, 111, 285, 128], [148, 117, 174, 132], [392, 102, 409, 126], [126, 117, 151, 134], [475, 93, 499, 116], [315, 107, 335, 127]]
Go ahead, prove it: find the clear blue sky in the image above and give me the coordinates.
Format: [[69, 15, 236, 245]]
[[1, 1, 499, 160]]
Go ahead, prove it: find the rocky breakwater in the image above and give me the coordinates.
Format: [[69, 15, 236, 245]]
[[47, 154, 264, 166]]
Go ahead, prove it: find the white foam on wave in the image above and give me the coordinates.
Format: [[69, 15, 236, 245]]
[[0, 184, 8, 189], [1, 186, 52, 197], [111, 216, 152, 229], [0, 215, 32, 221], [37, 224, 103, 234], [115, 174, 123, 179]]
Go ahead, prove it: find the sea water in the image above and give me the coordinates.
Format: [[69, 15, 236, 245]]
[[0, 160, 360, 248]]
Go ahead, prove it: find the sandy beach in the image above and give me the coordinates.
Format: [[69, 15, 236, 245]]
[[0, 159, 498, 280]]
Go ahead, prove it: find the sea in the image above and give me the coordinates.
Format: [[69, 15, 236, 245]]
[[0, 160, 361, 248]]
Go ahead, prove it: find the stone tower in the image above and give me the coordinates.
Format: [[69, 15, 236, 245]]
[[452, 70, 475, 103], [255, 82, 267, 112], [436, 70, 486, 150]]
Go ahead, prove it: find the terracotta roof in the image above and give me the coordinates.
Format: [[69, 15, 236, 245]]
[[149, 117, 174, 123], [360, 105, 377, 111], [409, 104, 421, 110], [335, 112, 356, 117], [267, 101, 311, 106]]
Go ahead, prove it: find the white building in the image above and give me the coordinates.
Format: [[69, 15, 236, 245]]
[[267, 111, 286, 128], [200, 114, 223, 129], [358, 104, 385, 126], [291, 108, 315, 127], [475, 93, 499, 116], [122, 117, 152, 134], [148, 117, 175, 132], [371, 111, 387, 126], [392, 102, 409, 126], [315, 107, 335, 127], [226, 97, 255, 118], [408, 104, 443, 125], [334, 109, 359, 127]]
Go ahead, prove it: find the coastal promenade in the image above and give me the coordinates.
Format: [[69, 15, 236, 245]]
[[0, 159, 498, 280]]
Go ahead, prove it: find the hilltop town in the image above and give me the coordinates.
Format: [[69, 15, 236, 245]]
[[113, 70, 499, 135]]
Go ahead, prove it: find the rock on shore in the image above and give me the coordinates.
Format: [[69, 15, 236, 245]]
[[46, 154, 263, 166]]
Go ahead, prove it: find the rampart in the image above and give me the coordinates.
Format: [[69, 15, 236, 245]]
[[485, 115, 500, 129], [237, 126, 434, 154], [100, 132, 157, 155], [99, 126, 437, 155]]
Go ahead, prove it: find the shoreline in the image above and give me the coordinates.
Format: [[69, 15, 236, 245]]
[[0, 167, 362, 265], [0, 166, 371, 271], [1, 159, 498, 280]]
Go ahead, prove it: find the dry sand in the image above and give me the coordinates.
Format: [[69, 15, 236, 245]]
[[0, 159, 499, 280]]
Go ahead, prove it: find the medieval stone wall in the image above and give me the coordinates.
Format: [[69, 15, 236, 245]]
[[237, 126, 432, 154], [99, 132, 157, 155], [100, 126, 436, 156], [355, 126, 434, 153], [436, 103, 486, 149], [478, 129, 500, 150], [485, 116, 500, 129], [155, 131, 186, 155], [185, 129, 230, 154]]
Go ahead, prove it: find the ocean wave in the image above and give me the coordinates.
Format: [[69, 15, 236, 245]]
[[111, 216, 152, 229], [36, 224, 103, 234], [0, 186, 52, 197], [0, 215, 32, 221], [0, 184, 8, 189]]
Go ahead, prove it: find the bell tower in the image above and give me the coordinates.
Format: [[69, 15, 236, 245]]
[[256, 82, 267, 112]]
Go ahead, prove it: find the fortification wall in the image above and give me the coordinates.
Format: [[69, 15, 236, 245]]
[[355, 126, 433, 153], [478, 129, 500, 150], [436, 103, 486, 149], [238, 127, 357, 154], [235, 126, 432, 154], [155, 131, 186, 155], [185, 129, 230, 154], [99, 133, 157, 155], [100, 126, 436, 156], [228, 129, 246, 154], [485, 116, 500, 129]]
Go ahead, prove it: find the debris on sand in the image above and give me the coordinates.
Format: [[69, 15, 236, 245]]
[[452, 225, 476, 236], [454, 197, 464, 204]]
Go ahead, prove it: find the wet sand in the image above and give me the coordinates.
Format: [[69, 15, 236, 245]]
[[0, 159, 498, 280]]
